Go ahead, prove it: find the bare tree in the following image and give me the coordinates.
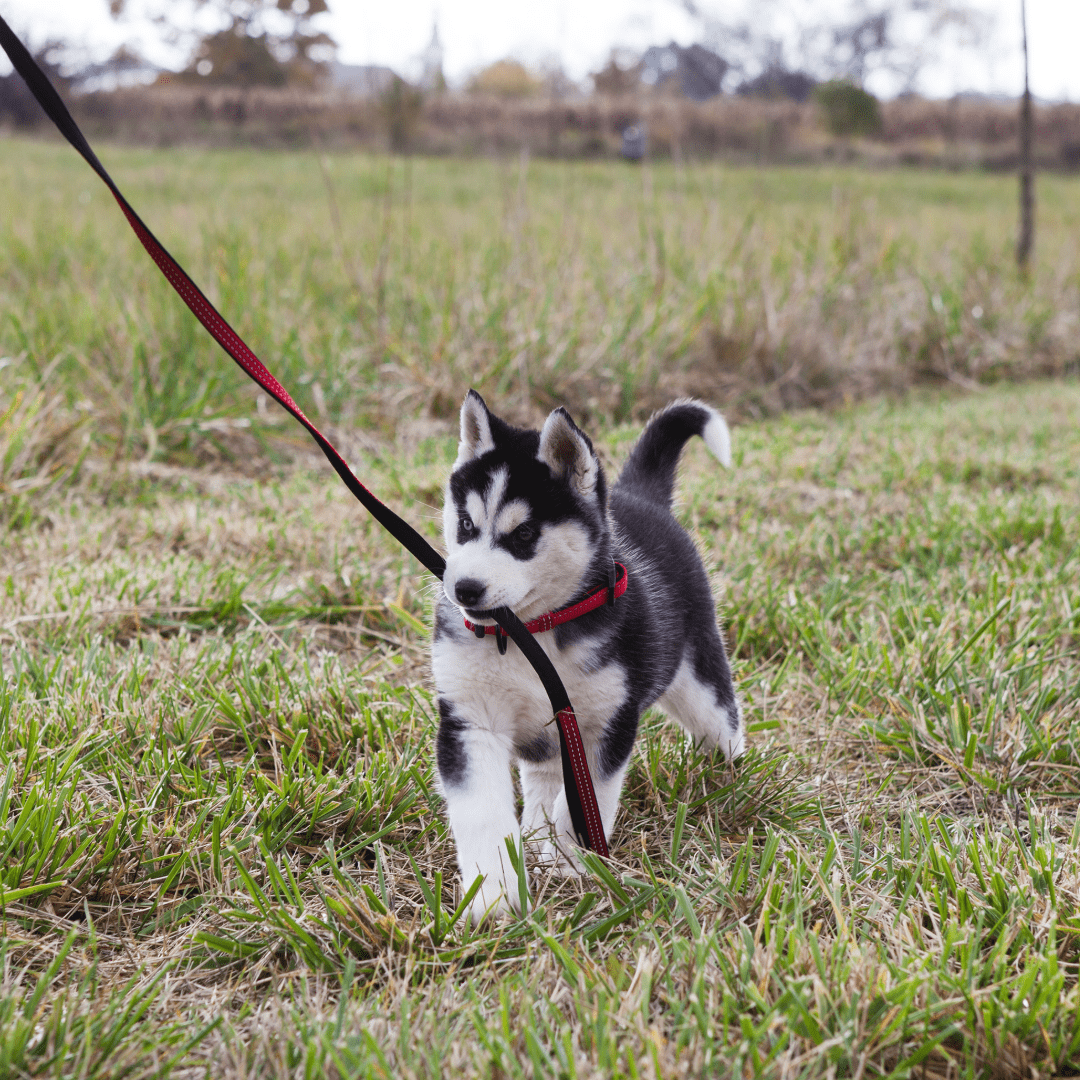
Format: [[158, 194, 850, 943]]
[[827, 9, 890, 87], [1016, 0, 1034, 274], [679, 0, 992, 95], [109, 0, 335, 88]]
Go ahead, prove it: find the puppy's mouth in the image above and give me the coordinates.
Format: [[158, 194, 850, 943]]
[[460, 586, 537, 624]]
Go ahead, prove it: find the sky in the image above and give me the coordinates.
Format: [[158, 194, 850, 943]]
[[0, 0, 1077, 101]]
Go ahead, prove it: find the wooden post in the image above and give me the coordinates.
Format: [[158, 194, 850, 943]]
[[1016, 0, 1035, 274]]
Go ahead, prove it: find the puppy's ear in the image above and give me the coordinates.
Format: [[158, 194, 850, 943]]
[[455, 390, 495, 466], [538, 407, 599, 498]]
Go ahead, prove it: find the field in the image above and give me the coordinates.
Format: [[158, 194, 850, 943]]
[[2, 138, 1079, 473], [2, 138, 1080, 1077]]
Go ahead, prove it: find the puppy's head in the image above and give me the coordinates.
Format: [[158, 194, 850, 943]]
[[442, 390, 609, 622]]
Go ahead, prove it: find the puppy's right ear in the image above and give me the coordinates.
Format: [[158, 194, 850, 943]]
[[455, 390, 495, 466]]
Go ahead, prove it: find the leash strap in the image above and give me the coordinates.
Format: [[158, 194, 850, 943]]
[[489, 609, 609, 856], [0, 17, 608, 857], [0, 18, 443, 575]]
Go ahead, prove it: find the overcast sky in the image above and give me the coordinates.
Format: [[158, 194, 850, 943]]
[[0, 0, 1076, 101]]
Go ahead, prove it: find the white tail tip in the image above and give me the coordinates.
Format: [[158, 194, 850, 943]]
[[702, 410, 732, 469]]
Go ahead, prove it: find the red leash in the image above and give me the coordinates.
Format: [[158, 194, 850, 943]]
[[0, 18, 608, 859]]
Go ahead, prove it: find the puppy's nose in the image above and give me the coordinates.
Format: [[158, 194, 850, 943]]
[[454, 578, 486, 608]]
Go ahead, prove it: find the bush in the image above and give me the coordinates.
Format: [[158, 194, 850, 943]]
[[814, 80, 882, 137], [0, 73, 42, 127], [382, 76, 423, 151], [467, 60, 542, 99]]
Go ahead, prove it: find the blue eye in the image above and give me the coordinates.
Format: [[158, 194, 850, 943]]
[[459, 516, 476, 535]]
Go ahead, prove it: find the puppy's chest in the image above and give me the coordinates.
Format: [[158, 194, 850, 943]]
[[432, 630, 628, 747]]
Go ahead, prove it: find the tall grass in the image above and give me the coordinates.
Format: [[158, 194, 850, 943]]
[[1, 137, 1078, 496]]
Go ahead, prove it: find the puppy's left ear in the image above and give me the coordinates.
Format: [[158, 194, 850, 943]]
[[455, 389, 495, 466], [538, 408, 600, 499]]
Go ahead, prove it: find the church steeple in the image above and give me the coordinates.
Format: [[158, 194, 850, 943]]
[[419, 19, 445, 91]]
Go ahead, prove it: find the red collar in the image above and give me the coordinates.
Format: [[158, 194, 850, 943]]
[[464, 562, 628, 649]]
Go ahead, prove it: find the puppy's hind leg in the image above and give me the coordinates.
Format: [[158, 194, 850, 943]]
[[658, 633, 744, 761]]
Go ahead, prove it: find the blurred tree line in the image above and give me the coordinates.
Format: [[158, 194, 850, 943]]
[[109, 0, 336, 88]]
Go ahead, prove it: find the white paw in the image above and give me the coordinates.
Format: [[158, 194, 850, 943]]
[[723, 729, 745, 760], [695, 709, 745, 760], [537, 838, 585, 878], [537, 802, 587, 877], [460, 855, 528, 925], [466, 885, 517, 925]]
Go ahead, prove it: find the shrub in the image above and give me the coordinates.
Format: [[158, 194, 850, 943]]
[[815, 80, 882, 137], [381, 76, 423, 152], [467, 60, 542, 99]]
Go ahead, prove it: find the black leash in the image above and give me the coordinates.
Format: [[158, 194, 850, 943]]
[[0, 17, 608, 858]]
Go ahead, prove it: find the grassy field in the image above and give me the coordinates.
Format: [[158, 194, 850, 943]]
[[2, 140, 1080, 1076], [1, 378, 1079, 1077], [1, 138, 1079, 492]]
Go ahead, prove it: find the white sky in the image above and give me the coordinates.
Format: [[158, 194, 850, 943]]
[[0, 0, 1077, 101]]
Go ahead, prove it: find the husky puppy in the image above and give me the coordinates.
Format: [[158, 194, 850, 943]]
[[433, 391, 743, 922]]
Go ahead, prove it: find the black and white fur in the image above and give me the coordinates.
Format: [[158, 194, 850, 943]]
[[433, 390, 743, 922]]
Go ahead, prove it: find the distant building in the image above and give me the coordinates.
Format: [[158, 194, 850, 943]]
[[640, 43, 727, 101], [330, 62, 398, 99], [737, 68, 817, 103]]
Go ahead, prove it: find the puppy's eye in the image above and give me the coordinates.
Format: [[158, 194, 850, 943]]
[[513, 522, 536, 544], [459, 515, 476, 535]]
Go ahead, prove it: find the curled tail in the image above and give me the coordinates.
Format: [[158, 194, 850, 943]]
[[615, 399, 731, 507]]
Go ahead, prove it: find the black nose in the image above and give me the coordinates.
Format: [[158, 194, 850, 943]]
[[454, 578, 486, 608]]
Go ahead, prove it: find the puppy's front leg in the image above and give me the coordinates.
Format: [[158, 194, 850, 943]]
[[436, 700, 524, 923]]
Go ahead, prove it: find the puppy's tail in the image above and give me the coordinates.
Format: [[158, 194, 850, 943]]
[[615, 399, 731, 508]]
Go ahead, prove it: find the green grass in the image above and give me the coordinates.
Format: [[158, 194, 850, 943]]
[[2, 139, 1080, 1075], [2, 373, 1080, 1077], [2, 138, 1079, 493]]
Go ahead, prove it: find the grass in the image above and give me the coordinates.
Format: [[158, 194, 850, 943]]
[[1, 137, 1079, 491], [1, 375, 1079, 1077], [1, 139, 1080, 1075]]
